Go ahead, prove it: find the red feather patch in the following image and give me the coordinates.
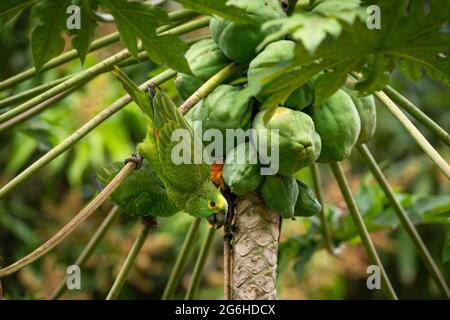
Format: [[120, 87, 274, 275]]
[[210, 163, 225, 189]]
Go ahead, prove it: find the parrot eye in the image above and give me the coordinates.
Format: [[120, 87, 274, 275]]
[[209, 201, 216, 208]]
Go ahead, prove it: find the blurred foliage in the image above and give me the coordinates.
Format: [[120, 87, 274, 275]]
[[0, 2, 449, 300]]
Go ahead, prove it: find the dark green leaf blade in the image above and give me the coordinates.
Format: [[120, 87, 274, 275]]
[[0, 0, 36, 27], [30, 0, 71, 71], [70, 4, 96, 64], [175, 0, 256, 25], [103, 0, 190, 73]]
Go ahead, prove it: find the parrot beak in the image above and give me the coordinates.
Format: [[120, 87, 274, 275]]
[[207, 210, 227, 229]]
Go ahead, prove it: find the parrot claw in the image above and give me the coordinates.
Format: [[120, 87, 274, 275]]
[[148, 83, 160, 99], [125, 152, 143, 170], [141, 216, 158, 229]]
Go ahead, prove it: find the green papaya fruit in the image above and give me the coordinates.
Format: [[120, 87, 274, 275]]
[[308, 89, 361, 162], [294, 180, 321, 217], [223, 142, 263, 195], [260, 175, 299, 218], [189, 85, 253, 158], [175, 73, 204, 100], [184, 38, 230, 81], [346, 90, 377, 144], [253, 107, 321, 176], [209, 0, 285, 64], [248, 40, 314, 110]]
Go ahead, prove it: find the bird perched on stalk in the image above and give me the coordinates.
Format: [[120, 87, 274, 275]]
[[97, 67, 228, 228]]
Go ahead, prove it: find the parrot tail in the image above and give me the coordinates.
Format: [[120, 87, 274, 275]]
[[113, 66, 153, 118]]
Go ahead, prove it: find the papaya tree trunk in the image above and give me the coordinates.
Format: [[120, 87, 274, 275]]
[[231, 193, 281, 300]]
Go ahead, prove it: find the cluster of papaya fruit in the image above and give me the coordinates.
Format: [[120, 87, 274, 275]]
[[175, 0, 376, 219]]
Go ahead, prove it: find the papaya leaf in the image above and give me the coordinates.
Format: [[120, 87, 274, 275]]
[[444, 234, 450, 263], [30, 0, 71, 71], [0, 0, 37, 27], [279, 225, 319, 279], [399, 58, 423, 82], [70, 3, 96, 64], [102, 0, 190, 73], [329, 179, 450, 242], [174, 0, 257, 25]]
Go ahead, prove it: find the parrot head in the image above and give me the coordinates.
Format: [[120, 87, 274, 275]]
[[186, 183, 228, 229]]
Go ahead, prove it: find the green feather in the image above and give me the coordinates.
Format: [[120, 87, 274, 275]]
[[96, 160, 178, 217]]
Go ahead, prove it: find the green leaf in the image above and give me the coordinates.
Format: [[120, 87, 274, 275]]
[[102, 0, 190, 73], [0, 0, 37, 27], [175, 0, 256, 25], [30, 0, 71, 71], [354, 54, 394, 95], [70, 1, 97, 64], [258, 0, 450, 105]]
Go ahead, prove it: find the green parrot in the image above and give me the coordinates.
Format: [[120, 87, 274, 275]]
[[98, 67, 228, 227]]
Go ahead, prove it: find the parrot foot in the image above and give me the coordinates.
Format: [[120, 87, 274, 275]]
[[125, 152, 143, 170], [141, 216, 158, 229], [148, 83, 160, 98]]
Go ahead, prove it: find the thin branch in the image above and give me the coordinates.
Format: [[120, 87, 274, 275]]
[[356, 144, 450, 299], [383, 86, 450, 147], [375, 91, 450, 179], [0, 33, 119, 92], [0, 16, 210, 124], [310, 163, 335, 254], [0, 75, 71, 109], [184, 226, 216, 300], [0, 161, 136, 278], [179, 62, 239, 115], [162, 217, 202, 300], [105, 218, 155, 300], [0, 69, 176, 200], [329, 162, 398, 300], [0, 8, 196, 91], [49, 206, 121, 300]]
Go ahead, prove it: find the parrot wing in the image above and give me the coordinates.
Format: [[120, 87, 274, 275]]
[[152, 86, 211, 192], [96, 160, 179, 217], [113, 67, 160, 172]]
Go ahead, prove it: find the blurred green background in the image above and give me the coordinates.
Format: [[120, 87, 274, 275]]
[[0, 5, 449, 300]]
